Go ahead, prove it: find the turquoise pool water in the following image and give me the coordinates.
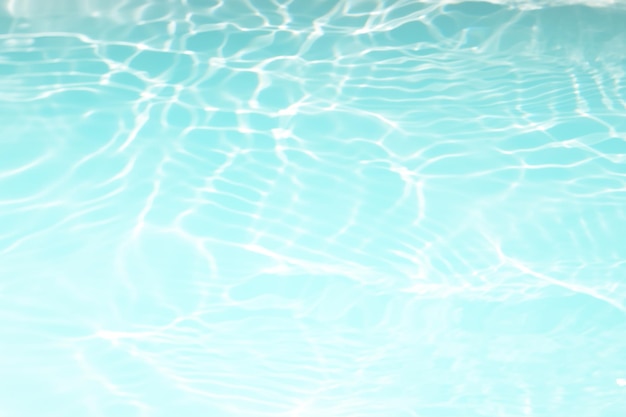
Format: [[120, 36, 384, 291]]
[[1, 0, 626, 416]]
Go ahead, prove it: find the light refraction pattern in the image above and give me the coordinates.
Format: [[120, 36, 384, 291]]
[[1, 0, 626, 416]]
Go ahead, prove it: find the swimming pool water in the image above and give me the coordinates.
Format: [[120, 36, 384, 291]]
[[1, 0, 626, 416]]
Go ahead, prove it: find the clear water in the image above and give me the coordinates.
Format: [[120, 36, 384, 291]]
[[1, 0, 626, 416]]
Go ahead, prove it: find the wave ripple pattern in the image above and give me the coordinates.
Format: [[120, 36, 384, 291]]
[[1, 0, 626, 416]]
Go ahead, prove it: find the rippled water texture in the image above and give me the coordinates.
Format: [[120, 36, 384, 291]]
[[1, 0, 626, 416]]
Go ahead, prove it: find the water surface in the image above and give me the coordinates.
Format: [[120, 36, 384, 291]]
[[1, 0, 626, 416]]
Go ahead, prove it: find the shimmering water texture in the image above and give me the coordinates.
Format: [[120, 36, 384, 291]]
[[2, 0, 626, 416]]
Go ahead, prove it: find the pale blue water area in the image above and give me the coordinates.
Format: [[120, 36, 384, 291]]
[[1, 0, 626, 415]]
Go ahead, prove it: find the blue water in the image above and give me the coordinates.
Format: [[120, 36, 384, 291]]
[[1, 0, 626, 416]]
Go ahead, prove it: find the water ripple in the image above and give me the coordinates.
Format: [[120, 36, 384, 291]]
[[1, 0, 626, 416]]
